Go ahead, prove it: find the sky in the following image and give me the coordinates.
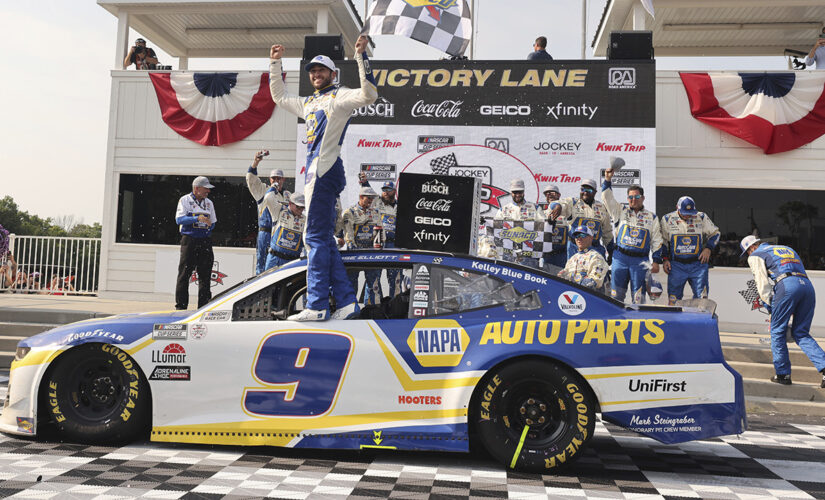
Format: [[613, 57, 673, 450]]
[[0, 0, 793, 225]]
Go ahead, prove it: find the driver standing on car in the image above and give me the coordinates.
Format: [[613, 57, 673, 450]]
[[547, 179, 613, 259], [264, 193, 306, 271], [559, 225, 608, 290], [269, 35, 377, 321], [246, 150, 290, 274]]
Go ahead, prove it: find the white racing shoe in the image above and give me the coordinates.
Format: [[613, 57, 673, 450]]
[[287, 308, 329, 321], [331, 302, 360, 320]]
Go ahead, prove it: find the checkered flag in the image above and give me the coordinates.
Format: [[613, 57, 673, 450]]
[[738, 279, 768, 313], [485, 219, 555, 260], [362, 0, 473, 57], [430, 152, 458, 175]]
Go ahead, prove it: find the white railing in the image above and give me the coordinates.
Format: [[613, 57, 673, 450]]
[[0, 234, 101, 296]]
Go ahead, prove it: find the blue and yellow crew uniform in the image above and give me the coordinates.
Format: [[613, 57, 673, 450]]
[[549, 194, 613, 259], [246, 168, 288, 274], [342, 200, 382, 305], [265, 201, 306, 271]]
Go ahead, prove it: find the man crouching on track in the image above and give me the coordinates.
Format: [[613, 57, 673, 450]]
[[269, 35, 377, 321]]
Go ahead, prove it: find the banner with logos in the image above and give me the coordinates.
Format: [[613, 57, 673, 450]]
[[296, 60, 655, 220]]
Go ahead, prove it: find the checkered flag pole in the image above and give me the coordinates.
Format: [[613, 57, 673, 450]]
[[430, 152, 458, 175], [738, 279, 769, 314], [362, 0, 473, 57]]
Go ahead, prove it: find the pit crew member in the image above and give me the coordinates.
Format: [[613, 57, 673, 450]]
[[264, 193, 306, 271], [660, 196, 720, 305], [559, 225, 608, 290], [741, 235, 825, 388], [601, 169, 662, 303], [376, 181, 400, 297], [495, 179, 544, 268], [547, 179, 613, 259], [343, 186, 382, 305], [246, 150, 289, 274], [269, 35, 377, 321], [174, 176, 216, 310], [542, 184, 568, 269]]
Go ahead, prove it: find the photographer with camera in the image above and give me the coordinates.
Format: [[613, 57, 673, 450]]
[[805, 26, 825, 69], [124, 37, 158, 70]]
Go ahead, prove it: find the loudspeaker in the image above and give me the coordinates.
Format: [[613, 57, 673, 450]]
[[608, 31, 653, 59], [303, 34, 344, 61]]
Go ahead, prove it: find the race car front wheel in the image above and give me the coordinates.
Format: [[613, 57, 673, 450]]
[[43, 343, 149, 443], [473, 359, 596, 473]]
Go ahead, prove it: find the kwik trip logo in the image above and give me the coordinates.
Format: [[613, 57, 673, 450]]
[[407, 319, 471, 367], [609, 67, 637, 89], [411, 99, 463, 118]]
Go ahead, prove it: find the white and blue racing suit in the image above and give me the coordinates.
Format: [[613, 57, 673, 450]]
[[270, 52, 377, 311], [265, 205, 305, 271], [549, 197, 614, 259], [376, 197, 400, 297], [748, 243, 825, 376], [601, 180, 663, 303], [660, 210, 720, 305], [342, 203, 382, 305], [246, 169, 288, 274]]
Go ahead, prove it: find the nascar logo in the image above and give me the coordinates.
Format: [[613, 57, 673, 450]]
[[406, 319, 470, 367]]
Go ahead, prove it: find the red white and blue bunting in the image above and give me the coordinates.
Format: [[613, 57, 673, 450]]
[[149, 71, 275, 146], [680, 72, 825, 154]]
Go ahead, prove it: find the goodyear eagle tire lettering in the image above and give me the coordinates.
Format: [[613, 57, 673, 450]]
[[44, 343, 148, 443], [473, 360, 596, 473]]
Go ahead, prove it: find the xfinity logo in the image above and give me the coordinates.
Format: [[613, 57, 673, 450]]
[[353, 97, 395, 118], [546, 103, 598, 120], [421, 179, 449, 195], [411, 99, 463, 118], [413, 229, 451, 245], [480, 105, 531, 116], [414, 216, 452, 227], [608, 67, 636, 89]]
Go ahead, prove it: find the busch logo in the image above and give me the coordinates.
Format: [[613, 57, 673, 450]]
[[415, 198, 452, 212], [411, 99, 463, 118], [421, 179, 449, 195], [608, 67, 637, 89], [353, 97, 395, 118]]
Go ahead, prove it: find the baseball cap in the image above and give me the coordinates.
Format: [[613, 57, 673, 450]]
[[359, 186, 378, 197], [542, 184, 560, 194], [135, 38, 146, 44], [677, 196, 698, 216], [609, 156, 626, 170], [740, 235, 761, 256], [269, 169, 285, 178], [192, 176, 215, 189], [581, 178, 597, 190], [571, 225, 595, 238], [304, 55, 337, 72], [290, 193, 305, 207], [510, 179, 526, 191], [382, 181, 396, 191]]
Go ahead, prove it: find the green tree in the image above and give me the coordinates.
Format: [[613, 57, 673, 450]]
[[0, 196, 65, 236], [68, 223, 102, 238]]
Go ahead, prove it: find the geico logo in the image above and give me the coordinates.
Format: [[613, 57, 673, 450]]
[[415, 216, 452, 226], [479, 319, 665, 345], [480, 105, 531, 116], [628, 379, 687, 392]]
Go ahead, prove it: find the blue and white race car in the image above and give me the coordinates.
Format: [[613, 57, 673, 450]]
[[1, 250, 746, 472]]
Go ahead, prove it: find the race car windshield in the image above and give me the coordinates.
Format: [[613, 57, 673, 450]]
[[428, 267, 541, 315]]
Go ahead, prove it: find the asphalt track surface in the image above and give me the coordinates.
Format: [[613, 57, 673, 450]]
[[2, 377, 825, 500]]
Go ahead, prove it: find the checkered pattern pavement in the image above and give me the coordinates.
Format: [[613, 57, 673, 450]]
[[2, 385, 825, 499]]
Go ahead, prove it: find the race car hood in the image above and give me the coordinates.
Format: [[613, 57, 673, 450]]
[[16, 310, 192, 349]]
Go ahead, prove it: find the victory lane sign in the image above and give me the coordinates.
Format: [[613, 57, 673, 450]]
[[396, 173, 481, 254]]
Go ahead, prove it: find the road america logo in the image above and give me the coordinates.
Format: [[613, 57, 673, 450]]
[[191, 261, 228, 287], [609, 67, 637, 89], [558, 291, 586, 316]]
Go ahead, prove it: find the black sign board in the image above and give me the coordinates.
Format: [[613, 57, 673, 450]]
[[396, 173, 480, 255]]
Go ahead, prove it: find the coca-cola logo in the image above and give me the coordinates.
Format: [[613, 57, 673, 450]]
[[411, 100, 463, 118], [415, 198, 452, 212]]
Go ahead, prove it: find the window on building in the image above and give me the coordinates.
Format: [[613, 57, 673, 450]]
[[116, 174, 295, 247], [657, 187, 825, 270]]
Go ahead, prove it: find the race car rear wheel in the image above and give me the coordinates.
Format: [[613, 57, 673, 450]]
[[43, 343, 149, 443], [473, 359, 596, 473]]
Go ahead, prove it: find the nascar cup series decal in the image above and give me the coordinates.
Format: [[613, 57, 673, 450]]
[[558, 291, 586, 316], [407, 319, 470, 367]]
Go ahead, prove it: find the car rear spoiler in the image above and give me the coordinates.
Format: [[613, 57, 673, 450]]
[[674, 298, 718, 315]]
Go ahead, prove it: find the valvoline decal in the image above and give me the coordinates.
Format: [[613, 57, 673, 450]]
[[17, 311, 191, 349]]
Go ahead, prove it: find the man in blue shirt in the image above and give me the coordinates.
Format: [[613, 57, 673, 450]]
[[527, 36, 553, 61], [174, 176, 217, 310], [741, 235, 825, 387]]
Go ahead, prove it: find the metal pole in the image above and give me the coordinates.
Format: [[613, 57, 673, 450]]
[[581, 0, 587, 59], [470, 0, 476, 60]]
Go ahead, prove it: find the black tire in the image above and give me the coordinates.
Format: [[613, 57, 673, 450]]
[[473, 360, 596, 473], [43, 343, 149, 443]]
